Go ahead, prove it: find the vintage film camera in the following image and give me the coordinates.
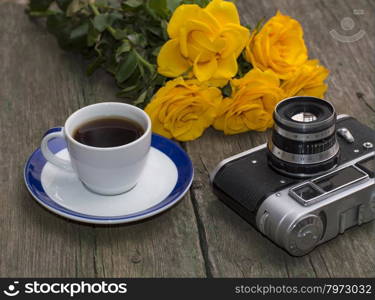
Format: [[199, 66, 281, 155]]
[[211, 97, 375, 256]]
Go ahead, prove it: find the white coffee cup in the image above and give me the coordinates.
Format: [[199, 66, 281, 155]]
[[41, 102, 152, 195]]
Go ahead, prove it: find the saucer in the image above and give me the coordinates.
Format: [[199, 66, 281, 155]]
[[24, 131, 193, 224]]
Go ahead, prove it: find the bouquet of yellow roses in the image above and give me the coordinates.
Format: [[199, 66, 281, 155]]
[[28, 0, 329, 142], [146, 2, 329, 141]]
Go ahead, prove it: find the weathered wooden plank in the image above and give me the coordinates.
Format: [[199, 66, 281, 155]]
[[1, 0, 373, 278], [186, 0, 375, 277], [0, 2, 206, 277]]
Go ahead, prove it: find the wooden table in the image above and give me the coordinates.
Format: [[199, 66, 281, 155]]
[[1, 0, 374, 278]]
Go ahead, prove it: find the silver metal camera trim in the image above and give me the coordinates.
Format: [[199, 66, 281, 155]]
[[274, 123, 336, 142], [210, 114, 350, 182], [256, 151, 375, 256], [268, 140, 340, 164], [290, 165, 369, 206]]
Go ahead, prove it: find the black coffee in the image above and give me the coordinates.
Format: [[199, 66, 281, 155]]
[[73, 117, 144, 148]]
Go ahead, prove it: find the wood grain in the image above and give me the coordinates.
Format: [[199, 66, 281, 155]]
[[0, 2, 205, 278], [186, 0, 375, 278], [0, 0, 374, 278]]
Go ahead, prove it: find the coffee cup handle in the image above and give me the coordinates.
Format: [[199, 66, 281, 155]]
[[41, 127, 74, 172]]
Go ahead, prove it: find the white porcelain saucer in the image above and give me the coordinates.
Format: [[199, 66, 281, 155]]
[[24, 131, 193, 224]]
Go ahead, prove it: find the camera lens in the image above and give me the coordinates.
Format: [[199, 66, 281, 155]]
[[268, 96, 339, 177]]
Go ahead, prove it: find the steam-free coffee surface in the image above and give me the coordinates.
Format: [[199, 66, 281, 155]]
[[73, 117, 144, 148]]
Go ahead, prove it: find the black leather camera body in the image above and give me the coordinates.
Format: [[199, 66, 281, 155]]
[[211, 97, 375, 256]]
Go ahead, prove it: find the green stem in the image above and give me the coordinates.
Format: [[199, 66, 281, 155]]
[[107, 26, 116, 37], [88, 3, 100, 16], [89, 3, 117, 38], [133, 49, 155, 73], [99, 5, 123, 12], [28, 10, 57, 17]]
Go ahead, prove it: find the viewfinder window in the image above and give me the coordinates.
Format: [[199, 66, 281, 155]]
[[293, 183, 321, 200]]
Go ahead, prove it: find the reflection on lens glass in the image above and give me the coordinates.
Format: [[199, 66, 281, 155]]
[[291, 112, 318, 122]]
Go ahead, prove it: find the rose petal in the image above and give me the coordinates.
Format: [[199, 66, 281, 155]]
[[157, 39, 190, 77], [205, 0, 240, 25], [167, 5, 201, 38], [193, 54, 218, 82], [213, 53, 237, 79]]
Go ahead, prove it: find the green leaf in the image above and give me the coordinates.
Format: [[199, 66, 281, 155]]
[[110, 11, 123, 20], [166, 0, 181, 12], [86, 56, 106, 76], [46, 14, 72, 48], [56, 0, 73, 12], [195, 0, 210, 7], [106, 0, 122, 8], [115, 51, 138, 83], [160, 20, 169, 40], [92, 13, 121, 32], [237, 52, 252, 78], [47, 14, 89, 51], [153, 74, 167, 86], [133, 49, 155, 73], [115, 40, 131, 60], [127, 33, 147, 48], [138, 62, 145, 78], [221, 83, 232, 97], [133, 90, 148, 105], [118, 67, 140, 87], [123, 0, 143, 8], [112, 29, 128, 40], [87, 22, 100, 47], [148, 0, 169, 18], [70, 22, 89, 40], [146, 25, 162, 37], [121, 85, 139, 93], [152, 46, 161, 56], [29, 0, 54, 11], [46, 13, 67, 35], [93, 14, 110, 32]]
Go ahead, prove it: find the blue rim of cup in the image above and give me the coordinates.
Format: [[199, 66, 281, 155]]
[[24, 127, 194, 224]]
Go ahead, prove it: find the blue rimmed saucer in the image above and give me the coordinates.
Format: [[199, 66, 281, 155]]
[[24, 133, 193, 224]]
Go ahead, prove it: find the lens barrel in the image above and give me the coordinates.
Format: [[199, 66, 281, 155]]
[[268, 96, 339, 178]]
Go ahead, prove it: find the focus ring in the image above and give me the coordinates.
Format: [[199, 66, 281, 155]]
[[274, 123, 336, 142], [272, 131, 337, 155], [267, 152, 339, 178], [268, 141, 340, 164]]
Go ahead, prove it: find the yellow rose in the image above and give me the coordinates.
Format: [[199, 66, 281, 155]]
[[157, 0, 250, 85], [145, 77, 222, 141], [245, 11, 308, 80], [281, 60, 329, 98], [213, 69, 285, 134]]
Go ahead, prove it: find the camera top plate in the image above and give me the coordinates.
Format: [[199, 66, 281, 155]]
[[289, 163, 370, 206], [211, 116, 375, 223]]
